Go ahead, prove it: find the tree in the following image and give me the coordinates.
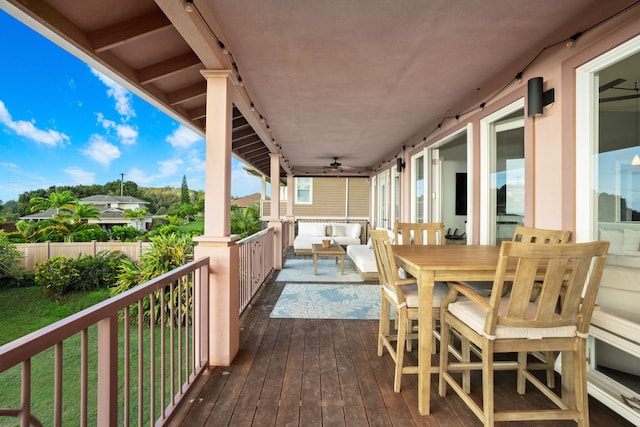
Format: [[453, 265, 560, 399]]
[[69, 203, 101, 223], [123, 207, 148, 230], [177, 203, 197, 221], [181, 175, 190, 205], [230, 204, 261, 238], [30, 190, 77, 217]]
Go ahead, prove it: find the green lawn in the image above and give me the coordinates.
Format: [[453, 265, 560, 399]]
[[0, 287, 110, 345], [0, 287, 189, 426]]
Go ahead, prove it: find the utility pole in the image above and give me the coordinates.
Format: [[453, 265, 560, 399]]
[[120, 173, 125, 197]]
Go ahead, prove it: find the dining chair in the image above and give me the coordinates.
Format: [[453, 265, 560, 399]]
[[438, 240, 609, 427], [393, 222, 447, 351], [394, 221, 446, 246], [462, 225, 571, 388], [369, 228, 449, 393]]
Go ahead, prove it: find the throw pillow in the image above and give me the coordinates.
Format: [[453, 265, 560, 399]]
[[332, 224, 346, 237], [622, 228, 640, 256], [599, 228, 623, 255]]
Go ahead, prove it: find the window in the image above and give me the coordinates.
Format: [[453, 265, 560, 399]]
[[480, 101, 525, 245], [295, 177, 312, 204], [411, 152, 425, 222]]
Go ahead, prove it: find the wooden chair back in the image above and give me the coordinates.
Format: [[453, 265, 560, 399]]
[[512, 226, 570, 244], [487, 240, 609, 336], [394, 222, 445, 246], [370, 228, 407, 305]]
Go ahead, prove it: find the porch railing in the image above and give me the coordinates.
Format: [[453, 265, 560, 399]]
[[0, 257, 210, 427], [237, 227, 275, 314]]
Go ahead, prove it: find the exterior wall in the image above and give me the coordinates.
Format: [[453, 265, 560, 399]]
[[262, 177, 370, 219], [370, 7, 640, 242]]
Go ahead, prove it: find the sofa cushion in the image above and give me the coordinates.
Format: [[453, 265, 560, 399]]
[[331, 223, 347, 237], [298, 222, 327, 236], [346, 244, 377, 273]]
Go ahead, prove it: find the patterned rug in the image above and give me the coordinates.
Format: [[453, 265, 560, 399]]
[[274, 258, 364, 283], [270, 283, 381, 319]]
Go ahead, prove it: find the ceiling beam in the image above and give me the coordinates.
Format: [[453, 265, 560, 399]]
[[167, 81, 207, 106], [138, 52, 201, 85], [89, 11, 172, 53]]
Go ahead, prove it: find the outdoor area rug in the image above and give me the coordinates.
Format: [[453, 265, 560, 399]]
[[274, 258, 364, 283], [270, 283, 382, 319]]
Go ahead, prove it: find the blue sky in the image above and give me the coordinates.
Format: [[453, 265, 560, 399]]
[[0, 10, 264, 203]]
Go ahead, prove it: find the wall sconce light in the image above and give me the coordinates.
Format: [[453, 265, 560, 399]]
[[397, 157, 405, 172], [527, 77, 555, 117]]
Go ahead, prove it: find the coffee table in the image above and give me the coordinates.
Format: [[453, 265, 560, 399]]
[[311, 243, 346, 275]]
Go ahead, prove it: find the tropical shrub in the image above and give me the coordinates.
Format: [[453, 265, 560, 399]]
[[110, 225, 141, 241], [34, 251, 129, 298], [72, 227, 109, 242], [35, 256, 81, 299], [73, 250, 129, 291], [112, 233, 194, 324], [0, 232, 24, 288]]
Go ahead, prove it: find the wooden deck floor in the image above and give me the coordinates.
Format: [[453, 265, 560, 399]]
[[170, 274, 633, 426]]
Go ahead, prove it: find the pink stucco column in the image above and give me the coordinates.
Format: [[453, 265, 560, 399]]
[[286, 173, 295, 246], [269, 153, 283, 269], [193, 69, 239, 366]]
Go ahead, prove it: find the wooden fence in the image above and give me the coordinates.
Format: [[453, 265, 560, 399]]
[[15, 241, 151, 271]]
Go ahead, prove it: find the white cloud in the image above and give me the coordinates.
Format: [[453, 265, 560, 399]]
[[185, 149, 206, 173], [126, 167, 153, 185], [116, 124, 138, 145], [82, 135, 121, 166], [0, 100, 70, 147], [231, 159, 263, 197], [0, 161, 18, 169], [97, 113, 138, 145], [157, 158, 184, 178], [90, 68, 136, 119], [166, 125, 202, 149], [97, 112, 116, 130], [63, 166, 96, 185]]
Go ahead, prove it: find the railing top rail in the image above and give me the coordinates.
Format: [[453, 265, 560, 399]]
[[0, 256, 209, 373], [237, 227, 274, 245]]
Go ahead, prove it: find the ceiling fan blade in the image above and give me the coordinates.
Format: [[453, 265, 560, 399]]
[[599, 78, 626, 92], [599, 93, 640, 103]]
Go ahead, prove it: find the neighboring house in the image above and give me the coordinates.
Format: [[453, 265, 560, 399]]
[[20, 195, 152, 231], [231, 193, 261, 208]]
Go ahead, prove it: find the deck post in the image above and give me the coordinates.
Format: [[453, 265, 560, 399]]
[[195, 69, 240, 365], [269, 153, 283, 270]]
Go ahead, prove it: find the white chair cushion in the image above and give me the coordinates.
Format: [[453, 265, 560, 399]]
[[448, 297, 577, 340], [397, 281, 449, 308]]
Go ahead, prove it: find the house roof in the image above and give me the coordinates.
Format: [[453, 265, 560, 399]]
[[232, 193, 262, 208], [80, 195, 149, 204], [2, 1, 637, 180]]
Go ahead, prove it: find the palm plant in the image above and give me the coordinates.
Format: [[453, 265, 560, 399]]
[[230, 204, 261, 238], [30, 190, 77, 217], [69, 203, 101, 223]]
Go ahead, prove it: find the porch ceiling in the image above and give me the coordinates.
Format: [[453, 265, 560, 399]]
[[2, 0, 636, 179]]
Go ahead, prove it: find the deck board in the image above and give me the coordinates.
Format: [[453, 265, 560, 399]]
[[170, 277, 634, 427]]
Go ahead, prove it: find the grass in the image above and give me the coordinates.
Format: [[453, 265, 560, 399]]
[[0, 287, 110, 345], [181, 218, 203, 234], [0, 287, 191, 426]]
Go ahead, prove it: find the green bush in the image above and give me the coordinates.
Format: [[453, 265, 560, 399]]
[[34, 256, 81, 299], [110, 225, 141, 241], [34, 251, 129, 299], [0, 232, 24, 288], [73, 250, 129, 291], [146, 224, 180, 239]]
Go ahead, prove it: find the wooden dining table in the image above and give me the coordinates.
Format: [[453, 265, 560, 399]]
[[392, 244, 503, 416]]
